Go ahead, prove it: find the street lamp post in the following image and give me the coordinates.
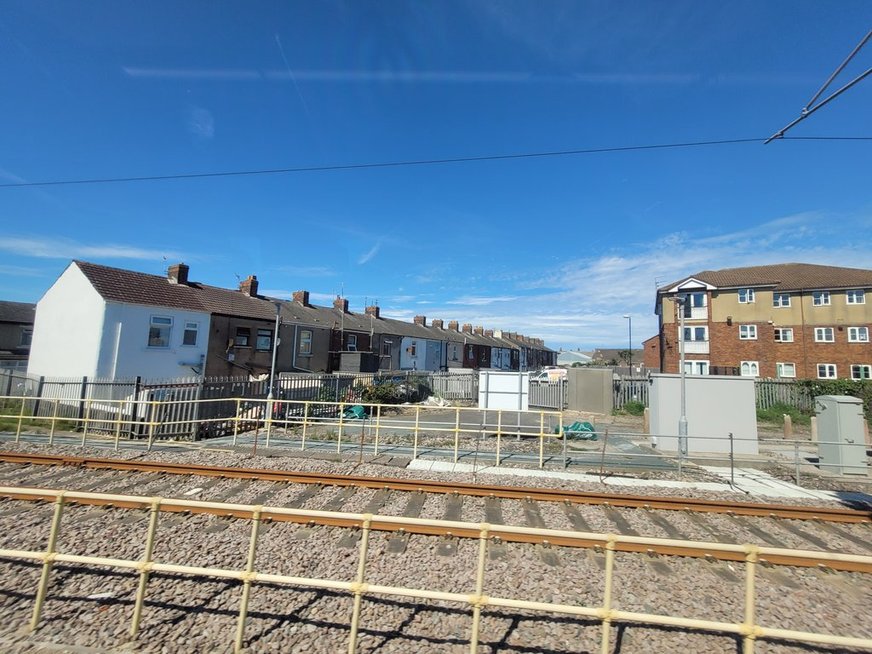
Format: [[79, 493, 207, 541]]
[[676, 295, 688, 459], [622, 314, 632, 372]]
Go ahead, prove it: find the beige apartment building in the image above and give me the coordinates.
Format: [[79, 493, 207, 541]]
[[651, 263, 872, 380]]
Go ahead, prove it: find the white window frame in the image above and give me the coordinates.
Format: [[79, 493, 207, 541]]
[[773, 327, 794, 343], [737, 288, 755, 304], [739, 324, 757, 340], [681, 326, 708, 342], [299, 329, 313, 355], [347, 334, 357, 351], [682, 360, 709, 375], [814, 327, 834, 343], [148, 316, 173, 348], [846, 289, 865, 305], [740, 361, 759, 377], [182, 322, 199, 347], [848, 326, 869, 343], [812, 291, 831, 306], [776, 362, 796, 378], [772, 293, 791, 308], [817, 363, 837, 379], [851, 364, 871, 380]]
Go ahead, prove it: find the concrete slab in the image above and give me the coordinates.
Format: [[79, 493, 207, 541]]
[[701, 466, 872, 504]]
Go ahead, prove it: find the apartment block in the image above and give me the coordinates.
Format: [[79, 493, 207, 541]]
[[653, 263, 872, 380]]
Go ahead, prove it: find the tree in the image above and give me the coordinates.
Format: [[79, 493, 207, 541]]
[[617, 350, 633, 366]]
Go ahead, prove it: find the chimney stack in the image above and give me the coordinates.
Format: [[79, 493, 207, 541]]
[[333, 296, 349, 313], [292, 290, 310, 306], [485, 329, 494, 337], [365, 305, 380, 319], [462, 324, 473, 334], [167, 263, 189, 285], [432, 319, 444, 329], [448, 320, 459, 331], [239, 275, 258, 297], [413, 315, 427, 326], [473, 326, 484, 336]]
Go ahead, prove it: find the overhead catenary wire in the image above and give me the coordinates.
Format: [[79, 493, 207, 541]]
[[0, 136, 869, 189], [765, 28, 872, 144]]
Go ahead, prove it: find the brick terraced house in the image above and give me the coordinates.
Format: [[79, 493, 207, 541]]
[[652, 263, 872, 380]]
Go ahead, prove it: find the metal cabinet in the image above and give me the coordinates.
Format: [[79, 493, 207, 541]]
[[816, 395, 867, 476]]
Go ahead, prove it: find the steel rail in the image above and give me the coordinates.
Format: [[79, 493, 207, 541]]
[[2, 485, 871, 574], [1, 451, 870, 524]]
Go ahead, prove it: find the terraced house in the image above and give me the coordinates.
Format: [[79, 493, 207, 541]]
[[652, 263, 872, 380]]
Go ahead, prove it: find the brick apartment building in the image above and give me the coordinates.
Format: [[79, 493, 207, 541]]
[[650, 263, 872, 380]]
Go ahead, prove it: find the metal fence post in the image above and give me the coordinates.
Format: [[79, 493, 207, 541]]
[[729, 432, 735, 487], [234, 508, 262, 653], [49, 399, 59, 446], [743, 546, 759, 654], [794, 441, 801, 486], [30, 493, 66, 631], [130, 498, 161, 638]]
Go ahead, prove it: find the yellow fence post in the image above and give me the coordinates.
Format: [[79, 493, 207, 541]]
[[599, 535, 617, 654], [338, 402, 345, 454], [147, 402, 157, 452], [48, 399, 59, 447], [301, 402, 309, 450], [234, 507, 262, 653], [495, 410, 502, 466], [265, 398, 274, 449], [232, 399, 241, 447], [469, 525, 490, 653], [347, 514, 373, 654], [412, 406, 420, 460], [29, 493, 66, 631], [454, 408, 461, 464], [130, 498, 161, 639], [374, 404, 382, 457], [743, 545, 759, 654], [538, 412, 545, 469], [15, 397, 26, 442], [81, 398, 92, 448], [114, 400, 123, 452]]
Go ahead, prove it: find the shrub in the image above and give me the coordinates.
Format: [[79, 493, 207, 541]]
[[796, 379, 872, 420], [621, 401, 646, 416], [756, 402, 812, 426]]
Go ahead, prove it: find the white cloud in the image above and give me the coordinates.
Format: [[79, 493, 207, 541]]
[[0, 236, 185, 261], [450, 295, 519, 306], [357, 241, 382, 265], [273, 265, 336, 277], [188, 106, 215, 140]]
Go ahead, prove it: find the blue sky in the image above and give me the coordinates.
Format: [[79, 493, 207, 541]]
[[1, 1, 870, 350]]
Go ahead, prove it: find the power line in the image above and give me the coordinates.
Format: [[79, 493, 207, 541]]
[[0, 136, 868, 189]]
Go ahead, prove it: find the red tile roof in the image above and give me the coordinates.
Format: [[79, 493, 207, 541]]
[[662, 263, 872, 292]]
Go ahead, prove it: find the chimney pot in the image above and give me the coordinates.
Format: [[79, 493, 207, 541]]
[[239, 275, 259, 297], [448, 320, 459, 331], [333, 295, 349, 313], [432, 319, 444, 329], [293, 290, 310, 306], [473, 326, 484, 336], [167, 263, 189, 285], [413, 315, 427, 326], [365, 305, 380, 319], [462, 324, 473, 334]]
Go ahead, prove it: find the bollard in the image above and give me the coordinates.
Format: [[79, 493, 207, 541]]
[[783, 414, 793, 439], [643, 407, 650, 435], [810, 416, 818, 443]]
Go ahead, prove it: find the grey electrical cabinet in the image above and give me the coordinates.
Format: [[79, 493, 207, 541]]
[[816, 395, 867, 476]]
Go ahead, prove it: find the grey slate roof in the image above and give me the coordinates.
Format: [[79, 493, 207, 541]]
[[661, 263, 872, 293], [0, 301, 36, 324]]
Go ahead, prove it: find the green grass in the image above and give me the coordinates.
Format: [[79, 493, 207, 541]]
[[756, 402, 812, 427], [613, 401, 646, 417]]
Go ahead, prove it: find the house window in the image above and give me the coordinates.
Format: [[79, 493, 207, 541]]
[[812, 291, 831, 306], [148, 316, 172, 348], [738, 288, 755, 304], [817, 364, 837, 379], [382, 340, 392, 356], [182, 322, 199, 346], [299, 330, 312, 355], [739, 324, 757, 340], [681, 326, 708, 341], [347, 334, 357, 351], [774, 328, 793, 342], [814, 327, 834, 343], [846, 290, 865, 305], [683, 360, 709, 375], [407, 342, 417, 356], [773, 293, 791, 308], [776, 362, 796, 378], [19, 328, 33, 347], [256, 329, 272, 351], [851, 364, 871, 380], [848, 326, 869, 343], [680, 292, 706, 316], [235, 327, 250, 347], [740, 361, 759, 377]]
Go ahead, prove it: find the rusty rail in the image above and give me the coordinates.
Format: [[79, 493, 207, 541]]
[[0, 451, 870, 524]]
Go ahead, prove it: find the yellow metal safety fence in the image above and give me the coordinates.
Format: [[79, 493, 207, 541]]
[[1, 487, 871, 654], [1, 395, 566, 467]]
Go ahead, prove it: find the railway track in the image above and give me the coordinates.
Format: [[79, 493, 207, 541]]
[[1, 449, 872, 653]]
